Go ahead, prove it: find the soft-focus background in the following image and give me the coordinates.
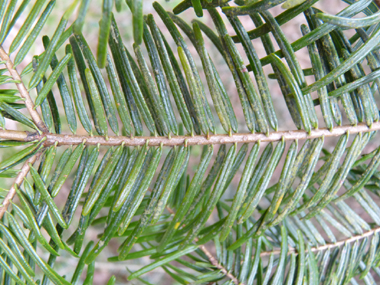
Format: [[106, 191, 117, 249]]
[[3, 0, 379, 284]]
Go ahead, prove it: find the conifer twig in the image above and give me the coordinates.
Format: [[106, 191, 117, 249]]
[[0, 122, 379, 147], [260, 225, 380, 257], [0, 154, 38, 218], [165, 205, 241, 285], [0, 47, 48, 132]]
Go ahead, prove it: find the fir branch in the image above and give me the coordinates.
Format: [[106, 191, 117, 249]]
[[260, 225, 380, 257], [199, 244, 241, 285], [0, 154, 39, 218], [2, 0, 380, 282], [0, 47, 48, 132], [0, 129, 33, 141], [165, 201, 241, 284], [1, 122, 379, 146]]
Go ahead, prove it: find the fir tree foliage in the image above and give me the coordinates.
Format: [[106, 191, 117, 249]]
[[0, 0, 380, 283]]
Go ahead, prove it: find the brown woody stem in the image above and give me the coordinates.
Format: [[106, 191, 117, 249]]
[[1, 122, 379, 147], [0, 47, 48, 132], [199, 244, 241, 285], [260, 225, 380, 257], [0, 129, 32, 141], [0, 154, 38, 219], [164, 205, 241, 284], [40, 122, 380, 146]]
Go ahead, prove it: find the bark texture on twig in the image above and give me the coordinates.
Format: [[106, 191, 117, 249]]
[[0, 129, 33, 141], [199, 244, 241, 285], [0, 122, 378, 147], [0, 154, 38, 219], [260, 226, 380, 257], [0, 47, 48, 132], [165, 204, 241, 284]]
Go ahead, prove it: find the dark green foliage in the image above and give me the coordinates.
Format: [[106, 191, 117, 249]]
[[1, 0, 380, 284]]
